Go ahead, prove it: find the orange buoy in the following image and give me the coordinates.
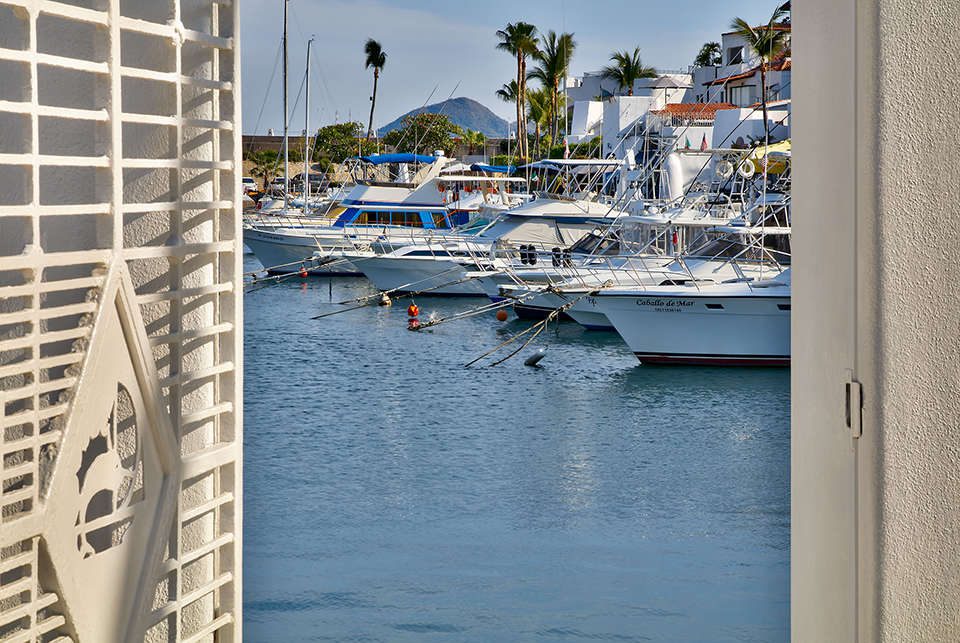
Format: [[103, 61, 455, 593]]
[[496, 309, 508, 322], [407, 304, 419, 318], [300, 268, 308, 277]]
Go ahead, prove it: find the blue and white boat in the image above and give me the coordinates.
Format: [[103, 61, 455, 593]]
[[243, 154, 521, 274]]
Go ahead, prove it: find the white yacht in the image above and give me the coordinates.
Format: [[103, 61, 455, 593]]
[[243, 154, 521, 274], [587, 269, 791, 366]]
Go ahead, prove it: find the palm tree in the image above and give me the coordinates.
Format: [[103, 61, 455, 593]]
[[729, 7, 790, 141], [248, 149, 280, 190], [496, 22, 539, 160], [528, 30, 577, 145], [364, 39, 386, 142], [462, 129, 486, 156], [694, 42, 721, 67], [526, 87, 550, 158], [496, 80, 519, 104], [600, 47, 657, 96]]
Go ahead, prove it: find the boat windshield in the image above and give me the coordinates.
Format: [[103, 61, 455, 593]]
[[687, 234, 791, 265], [567, 232, 621, 256]]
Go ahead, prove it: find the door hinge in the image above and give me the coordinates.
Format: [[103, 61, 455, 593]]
[[845, 371, 862, 439]]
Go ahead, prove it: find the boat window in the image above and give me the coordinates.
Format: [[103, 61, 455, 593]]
[[363, 210, 390, 225], [392, 212, 423, 228], [432, 212, 451, 228]]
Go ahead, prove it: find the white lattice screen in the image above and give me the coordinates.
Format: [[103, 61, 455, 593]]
[[0, 0, 242, 641]]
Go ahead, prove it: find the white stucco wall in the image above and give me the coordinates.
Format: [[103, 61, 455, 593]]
[[0, 1, 243, 641], [794, 1, 960, 640]]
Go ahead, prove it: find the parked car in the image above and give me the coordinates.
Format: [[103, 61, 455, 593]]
[[242, 176, 257, 193]]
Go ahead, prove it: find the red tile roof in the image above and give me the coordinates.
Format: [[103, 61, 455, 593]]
[[706, 59, 791, 86], [650, 102, 737, 118], [722, 23, 792, 36]]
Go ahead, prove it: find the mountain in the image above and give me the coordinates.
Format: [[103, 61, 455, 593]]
[[378, 97, 510, 138]]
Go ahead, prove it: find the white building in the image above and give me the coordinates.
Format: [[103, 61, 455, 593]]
[[564, 75, 693, 150], [691, 24, 792, 107]]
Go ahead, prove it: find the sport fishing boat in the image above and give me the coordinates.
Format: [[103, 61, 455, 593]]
[[243, 154, 523, 274], [339, 159, 630, 292], [340, 195, 621, 295], [496, 190, 791, 327], [587, 268, 791, 365]]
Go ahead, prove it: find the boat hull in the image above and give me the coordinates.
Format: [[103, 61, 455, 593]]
[[243, 227, 361, 275], [595, 290, 791, 366], [349, 256, 487, 296]]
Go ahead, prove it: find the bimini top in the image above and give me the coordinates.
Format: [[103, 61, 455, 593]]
[[470, 163, 516, 175], [355, 153, 437, 165]]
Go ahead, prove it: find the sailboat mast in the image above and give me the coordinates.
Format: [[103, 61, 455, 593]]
[[304, 38, 313, 215], [283, 0, 289, 210]]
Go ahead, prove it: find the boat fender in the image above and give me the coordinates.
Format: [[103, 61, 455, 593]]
[[551, 247, 561, 267], [528, 246, 537, 266]]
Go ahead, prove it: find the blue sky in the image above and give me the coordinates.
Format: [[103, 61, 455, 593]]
[[239, 0, 779, 134]]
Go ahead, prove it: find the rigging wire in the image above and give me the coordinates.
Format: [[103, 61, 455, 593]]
[[247, 37, 284, 145]]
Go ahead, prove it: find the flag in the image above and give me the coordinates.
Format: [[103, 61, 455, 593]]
[[700, 134, 708, 151], [685, 137, 691, 149], [564, 137, 570, 159]]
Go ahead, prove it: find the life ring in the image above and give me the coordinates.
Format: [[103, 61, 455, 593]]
[[716, 160, 734, 179], [737, 160, 756, 179]]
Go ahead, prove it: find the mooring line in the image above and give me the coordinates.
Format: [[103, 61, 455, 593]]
[[310, 271, 501, 320], [245, 257, 339, 293], [334, 265, 466, 305], [462, 283, 611, 368]]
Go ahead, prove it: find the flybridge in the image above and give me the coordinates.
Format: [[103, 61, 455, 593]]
[[354, 153, 438, 165]]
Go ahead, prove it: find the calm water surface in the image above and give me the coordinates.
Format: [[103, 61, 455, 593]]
[[243, 254, 790, 642]]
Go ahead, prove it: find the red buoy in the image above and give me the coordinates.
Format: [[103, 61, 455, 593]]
[[300, 269, 308, 277], [496, 309, 508, 322], [408, 318, 420, 329], [407, 304, 419, 318]]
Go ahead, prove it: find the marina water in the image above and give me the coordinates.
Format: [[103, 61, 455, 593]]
[[243, 254, 789, 641]]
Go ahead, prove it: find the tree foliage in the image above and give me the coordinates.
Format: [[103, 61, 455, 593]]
[[462, 129, 486, 155], [600, 47, 657, 96], [382, 112, 462, 156], [528, 30, 576, 142], [364, 39, 387, 141], [311, 121, 375, 163], [496, 22, 539, 160], [526, 87, 550, 156], [730, 7, 790, 139], [247, 149, 280, 187], [694, 42, 722, 67], [495, 80, 519, 104]]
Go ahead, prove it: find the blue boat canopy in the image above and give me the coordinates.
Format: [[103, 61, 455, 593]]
[[355, 153, 437, 165], [470, 163, 516, 175]]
